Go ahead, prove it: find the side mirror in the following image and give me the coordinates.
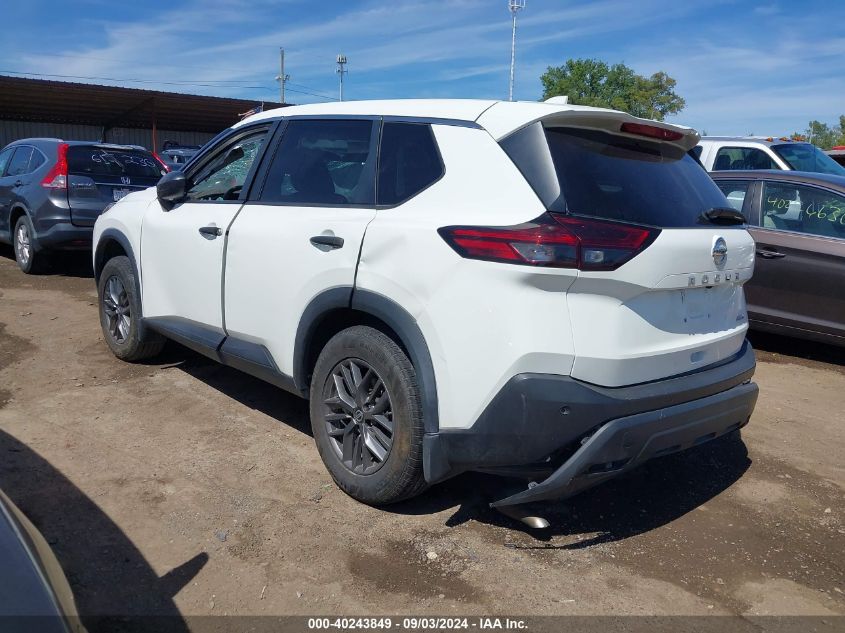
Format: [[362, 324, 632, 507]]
[[157, 170, 188, 209]]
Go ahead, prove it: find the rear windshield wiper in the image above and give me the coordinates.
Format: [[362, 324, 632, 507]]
[[698, 207, 747, 226]]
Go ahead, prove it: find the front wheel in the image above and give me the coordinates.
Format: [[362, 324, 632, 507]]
[[310, 326, 427, 505], [98, 256, 165, 361]]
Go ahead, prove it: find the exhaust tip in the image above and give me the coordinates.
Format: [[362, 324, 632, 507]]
[[494, 505, 551, 529]]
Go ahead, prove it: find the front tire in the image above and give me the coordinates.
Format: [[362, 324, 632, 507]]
[[13, 215, 48, 274], [98, 256, 165, 361], [310, 326, 427, 505]]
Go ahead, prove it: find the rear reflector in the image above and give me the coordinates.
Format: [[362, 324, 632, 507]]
[[620, 122, 684, 142], [439, 214, 658, 271], [41, 142, 69, 189]]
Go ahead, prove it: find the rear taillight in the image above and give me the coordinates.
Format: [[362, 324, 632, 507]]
[[438, 213, 658, 271], [41, 142, 69, 189]]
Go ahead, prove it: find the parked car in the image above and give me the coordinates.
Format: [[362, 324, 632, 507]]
[[827, 146, 845, 167], [92, 100, 758, 526], [159, 141, 201, 171], [0, 488, 84, 632], [0, 139, 167, 273], [697, 136, 845, 176], [711, 170, 845, 346]]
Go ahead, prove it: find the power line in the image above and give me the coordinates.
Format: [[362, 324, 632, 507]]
[[284, 85, 338, 101]]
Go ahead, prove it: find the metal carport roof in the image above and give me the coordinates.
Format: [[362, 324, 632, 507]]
[[0, 75, 285, 133]]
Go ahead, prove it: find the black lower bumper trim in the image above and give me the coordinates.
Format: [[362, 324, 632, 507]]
[[490, 380, 758, 508], [424, 341, 756, 484]]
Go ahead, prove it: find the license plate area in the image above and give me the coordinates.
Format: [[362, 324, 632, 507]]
[[113, 188, 131, 201], [681, 287, 712, 323]]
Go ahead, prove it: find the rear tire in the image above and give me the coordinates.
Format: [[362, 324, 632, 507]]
[[13, 215, 49, 274], [98, 256, 165, 361], [310, 326, 427, 505]]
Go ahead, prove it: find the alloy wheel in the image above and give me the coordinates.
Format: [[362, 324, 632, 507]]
[[15, 223, 31, 267], [323, 358, 394, 475], [102, 275, 131, 344]]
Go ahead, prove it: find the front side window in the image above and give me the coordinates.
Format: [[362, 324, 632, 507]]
[[186, 128, 269, 202], [772, 143, 845, 176], [0, 147, 14, 175], [378, 122, 443, 205], [7, 147, 34, 176], [715, 180, 752, 213], [712, 146, 779, 171], [260, 119, 375, 205], [762, 181, 845, 239]]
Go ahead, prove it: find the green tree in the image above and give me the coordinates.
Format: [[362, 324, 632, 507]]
[[804, 120, 841, 150], [540, 58, 685, 121]]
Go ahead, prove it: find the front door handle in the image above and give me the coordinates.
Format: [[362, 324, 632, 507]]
[[310, 235, 344, 249], [199, 225, 222, 238], [756, 248, 786, 259], [13, 180, 23, 187]]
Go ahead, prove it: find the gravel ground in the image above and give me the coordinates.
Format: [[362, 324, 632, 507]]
[[0, 248, 842, 630]]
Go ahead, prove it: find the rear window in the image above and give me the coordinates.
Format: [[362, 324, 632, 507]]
[[773, 143, 845, 176], [67, 146, 163, 178], [502, 124, 731, 228]]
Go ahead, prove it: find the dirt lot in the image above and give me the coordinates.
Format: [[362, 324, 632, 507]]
[[0, 248, 843, 628]]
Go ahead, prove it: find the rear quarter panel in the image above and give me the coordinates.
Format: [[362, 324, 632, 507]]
[[356, 124, 578, 431]]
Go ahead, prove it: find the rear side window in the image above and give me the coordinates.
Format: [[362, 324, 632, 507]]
[[67, 146, 163, 178], [378, 122, 443, 205], [713, 146, 778, 171], [715, 180, 753, 213], [7, 146, 34, 176], [260, 119, 375, 206], [502, 124, 730, 228], [29, 150, 45, 171]]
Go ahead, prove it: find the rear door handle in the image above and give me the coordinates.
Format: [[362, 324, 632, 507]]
[[13, 180, 23, 187], [199, 225, 222, 238], [756, 249, 786, 259], [310, 235, 344, 249]]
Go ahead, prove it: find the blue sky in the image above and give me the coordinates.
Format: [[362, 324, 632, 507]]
[[3, 0, 844, 135]]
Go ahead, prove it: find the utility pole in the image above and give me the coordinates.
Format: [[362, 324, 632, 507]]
[[508, 0, 526, 102], [275, 48, 290, 104], [336, 54, 348, 101]]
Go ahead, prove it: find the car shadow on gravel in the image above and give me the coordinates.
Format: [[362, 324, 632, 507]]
[[153, 343, 752, 547], [389, 432, 751, 546], [0, 244, 94, 279], [748, 330, 845, 370], [0, 429, 206, 633], [155, 345, 313, 437]]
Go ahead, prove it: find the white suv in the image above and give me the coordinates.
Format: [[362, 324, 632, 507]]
[[93, 99, 759, 525]]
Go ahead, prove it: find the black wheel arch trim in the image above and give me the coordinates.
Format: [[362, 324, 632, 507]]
[[94, 228, 139, 287], [8, 204, 34, 247], [293, 287, 440, 435]]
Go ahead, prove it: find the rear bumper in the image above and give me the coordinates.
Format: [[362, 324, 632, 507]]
[[33, 221, 93, 250], [423, 341, 758, 505], [490, 380, 757, 508]]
